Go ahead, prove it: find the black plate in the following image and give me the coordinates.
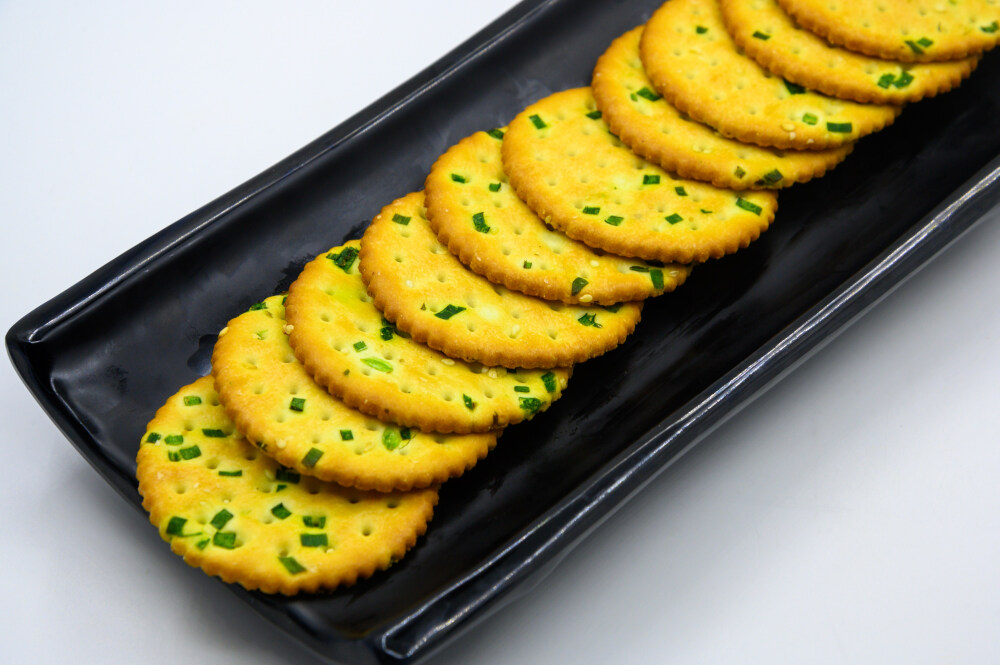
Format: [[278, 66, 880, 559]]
[[7, 0, 1000, 663]]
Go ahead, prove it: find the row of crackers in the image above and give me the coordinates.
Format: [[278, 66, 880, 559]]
[[136, 0, 998, 594]]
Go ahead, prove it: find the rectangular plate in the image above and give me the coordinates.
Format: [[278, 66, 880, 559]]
[[7, 0, 1000, 662]]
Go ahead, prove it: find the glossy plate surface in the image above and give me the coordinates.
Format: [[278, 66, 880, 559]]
[[7, 0, 1000, 663]]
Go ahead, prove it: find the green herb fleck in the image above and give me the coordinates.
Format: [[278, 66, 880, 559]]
[[202, 428, 226, 438], [275, 468, 300, 484], [213, 532, 236, 549], [327, 246, 359, 272], [255, 329, 267, 340], [636, 86, 662, 101], [523, 260, 532, 269], [303, 516, 326, 528], [382, 427, 411, 451], [340, 429, 354, 441], [665, 213, 683, 225], [893, 70, 914, 88], [472, 211, 491, 233], [289, 397, 305, 412], [165, 517, 187, 536], [302, 447, 323, 468], [826, 121, 852, 133], [802, 112, 818, 125], [753, 30, 770, 40], [210, 509, 233, 530], [917, 37, 933, 47], [362, 357, 393, 373], [541, 372, 557, 393], [650, 269, 664, 290], [982, 21, 999, 33], [435, 304, 466, 319], [586, 110, 603, 119], [380, 325, 394, 341], [605, 215, 624, 226], [183, 395, 202, 406], [603, 303, 622, 313], [578, 313, 602, 328], [675, 186, 687, 196], [271, 503, 292, 519], [629, 265, 650, 273], [486, 128, 504, 140], [218, 470, 243, 477], [519, 397, 544, 415], [736, 198, 763, 215], [450, 173, 468, 184], [643, 174, 661, 185], [279, 556, 306, 574], [734, 166, 746, 179], [196, 538, 209, 550], [696, 25, 708, 34], [582, 206, 600, 215], [755, 169, 783, 187], [529, 114, 547, 129], [249, 301, 267, 311], [514, 385, 530, 393], [179, 445, 201, 460], [571, 277, 588, 296], [353, 341, 367, 352], [301, 533, 328, 548], [146, 433, 161, 443], [784, 80, 805, 95], [463, 394, 477, 411], [877, 73, 895, 88], [489, 182, 501, 192], [392, 213, 411, 225]]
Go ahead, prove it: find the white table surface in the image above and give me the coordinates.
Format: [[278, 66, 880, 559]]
[[2, 2, 998, 663]]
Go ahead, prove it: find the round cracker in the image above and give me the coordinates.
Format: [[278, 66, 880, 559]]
[[359, 191, 642, 369], [136, 376, 438, 595], [424, 128, 691, 304], [212, 294, 501, 490], [776, 0, 1000, 63], [640, 0, 901, 150], [281, 245, 572, 434], [592, 26, 852, 189], [501, 87, 778, 264], [721, 0, 981, 104]]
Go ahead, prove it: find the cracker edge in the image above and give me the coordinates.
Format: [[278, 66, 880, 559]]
[[720, 0, 981, 104], [592, 26, 854, 189], [359, 191, 643, 369]]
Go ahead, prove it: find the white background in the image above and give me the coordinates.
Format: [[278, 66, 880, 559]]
[[2, 1, 999, 663]]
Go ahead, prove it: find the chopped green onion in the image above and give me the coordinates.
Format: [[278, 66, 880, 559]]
[[529, 114, 547, 129], [472, 211, 491, 233], [382, 427, 410, 451], [700, 208, 713, 214], [650, 269, 664, 290], [213, 532, 236, 549], [218, 470, 243, 477], [326, 247, 359, 272], [696, 25, 708, 34], [571, 277, 588, 295], [362, 357, 393, 373], [340, 429, 354, 441], [635, 86, 662, 101], [450, 173, 468, 184], [917, 37, 933, 47], [486, 128, 504, 140], [303, 516, 326, 528], [734, 166, 746, 179], [905, 39, 929, 54], [519, 397, 544, 415], [435, 304, 466, 319], [541, 372, 557, 393], [802, 112, 818, 125], [735, 198, 763, 215], [603, 303, 623, 313], [271, 503, 292, 519], [302, 447, 323, 468], [514, 385, 530, 393], [183, 395, 202, 406], [629, 265, 650, 273], [301, 533, 328, 548], [289, 397, 305, 412], [982, 21, 999, 33], [582, 206, 600, 215], [380, 325, 394, 341], [196, 538, 209, 550], [877, 73, 895, 88], [353, 341, 367, 352], [275, 468, 300, 483], [165, 516, 187, 536], [249, 302, 267, 311], [784, 80, 805, 95], [489, 182, 501, 192], [202, 428, 226, 438], [755, 169, 783, 187], [665, 213, 683, 224], [392, 213, 411, 225], [893, 70, 914, 88], [165, 434, 183, 445], [523, 260, 532, 269], [146, 433, 161, 443], [586, 110, 603, 119], [463, 394, 477, 411], [826, 121, 852, 133], [179, 445, 201, 460], [578, 313, 602, 328], [753, 31, 770, 40], [210, 509, 233, 530], [255, 330, 267, 340], [642, 174, 660, 185], [674, 186, 687, 196], [279, 556, 306, 574], [605, 215, 624, 226], [400, 427, 412, 439]]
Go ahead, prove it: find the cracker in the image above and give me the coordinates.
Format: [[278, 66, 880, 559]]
[[359, 191, 642, 369], [721, 0, 981, 104], [212, 295, 503, 490], [136, 376, 438, 595], [776, 0, 1000, 63], [424, 128, 691, 304], [640, 0, 901, 150], [281, 246, 572, 434], [501, 87, 778, 264], [592, 26, 852, 189]]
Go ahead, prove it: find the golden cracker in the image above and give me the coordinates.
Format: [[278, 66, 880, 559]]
[[425, 128, 691, 304], [359, 191, 642, 369], [776, 0, 1000, 63], [721, 0, 980, 104], [136, 376, 438, 595], [212, 295, 500, 490], [640, 0, 901, 150], [502, 87, 778, 264], [592, 26, 852, 189], [282, 245, 572, 434]]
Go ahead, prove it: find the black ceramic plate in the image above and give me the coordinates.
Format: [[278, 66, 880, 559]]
[[7, 0, 1000, 663]]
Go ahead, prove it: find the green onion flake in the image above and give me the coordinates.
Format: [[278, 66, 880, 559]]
[[450, 173, 467, 184], [183, 395, 202, 406], [650, 269, 665, 290], [362, 357, 393, 373], [166, 516, 187, 536], [218, 470, 243, 477], [523, 260, 532, 269], [327, 246, 359, 273], [586, 110, 602, 119], [275, 468, 300, 483], [463, 394, 477, 411], [735, 198, 763, 215], [636, 86, 661, 101], [202, 428, 226, 438], [179, 445, 201, 460], [301, 533, 328, 548], [802, 112, 818, 125], [519, 397, 544, 415], [271, 503, 292, 519], [353, 341, 367, 352], [489, 182, 501, 192], [982, 21, 999, 33], [643, 174, 660, 185], [582, 206, 600, 215], [302, 447, 323, 468], [289, 397, 305, 412], [382, 427, 411, 451], [392, 213, 411, 225], [529, 114, 547, 129], [734, 166, 746, 179], [340, 429, 354, 441], [784, 80, 805, 95], [826, 121, 853, 134], [486, 128, 505, 140], [696, 25, 708, 34], [146, 433, 161, 443], [605, 215, 624, 226], [472, 211, 491, 233], [435, 304, 466, 320], [753, 30, 770, 40], [249, 302, 267, 311], [541, 372, 557, 393], [279, 556, 306, 574], [571, 277, 588, 296], [755, 169, 783, 187], [210, 509, 233, 530], [213, 532, 236, 549], [675, 186, 687, 196], [665, 213, 683, 225], [303, 516, 326, 528], [578, 313, 602, 328], [514, 385, 530, 393], [877, 73, 895, 89]]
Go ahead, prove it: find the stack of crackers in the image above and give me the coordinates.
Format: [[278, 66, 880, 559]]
[[136, 0, 998, 595]]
